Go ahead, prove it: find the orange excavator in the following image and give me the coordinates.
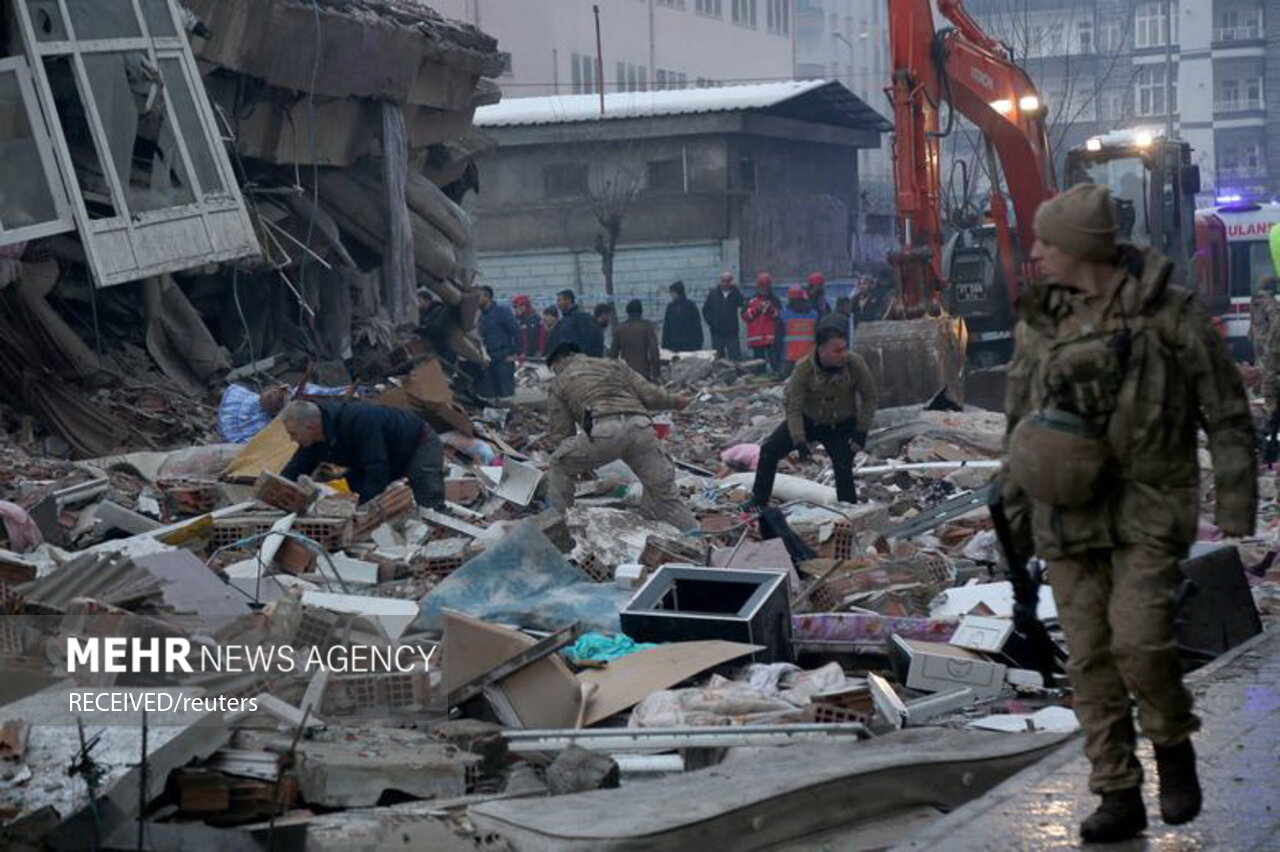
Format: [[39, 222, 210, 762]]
[[864, 0, 1200, 398], [888, 0, 1055, 315]]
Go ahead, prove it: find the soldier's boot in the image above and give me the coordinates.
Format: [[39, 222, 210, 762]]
[[1080, 788, 1147, 844], [1154, 740, 1202, 825]]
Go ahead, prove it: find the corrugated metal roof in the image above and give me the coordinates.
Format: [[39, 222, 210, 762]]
[[474, 80, 891, 131]]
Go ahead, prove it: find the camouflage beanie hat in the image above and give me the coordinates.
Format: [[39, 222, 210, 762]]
[[1033, 183, 1118, 263]]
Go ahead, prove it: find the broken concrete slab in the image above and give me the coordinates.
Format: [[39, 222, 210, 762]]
[[545, 745, 620, 795], [469, 729, 1069, 851], [0, 684, 230, 851], [292, 727, 478, 808], [301, 591, 418, 641]]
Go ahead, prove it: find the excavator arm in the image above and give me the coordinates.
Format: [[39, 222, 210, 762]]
[[889, 0, 1058, 311]]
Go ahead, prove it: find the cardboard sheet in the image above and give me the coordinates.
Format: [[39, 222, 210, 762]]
[[442, 610, 582, 730], [576, 640, 762, 727], [224, 418, 297, 481]]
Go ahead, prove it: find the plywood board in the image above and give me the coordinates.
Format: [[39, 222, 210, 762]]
[[442, 610, 581, 730]]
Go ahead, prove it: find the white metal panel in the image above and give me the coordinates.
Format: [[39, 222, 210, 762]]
[[0, 55, 76, 246], [15, 0, 260, 287]]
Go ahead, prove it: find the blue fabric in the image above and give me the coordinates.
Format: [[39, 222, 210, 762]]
[[479, 303, 522, 360], [414, 521, 629, 634], [216, 383, 345, 443], [563, 632, 659, 662]]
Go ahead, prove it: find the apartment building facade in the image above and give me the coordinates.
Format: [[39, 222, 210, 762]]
[[430, 0, 797, 98], [960, 0, 1278, 202]]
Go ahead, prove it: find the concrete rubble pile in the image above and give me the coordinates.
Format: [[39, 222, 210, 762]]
[[0, 0, 502, 462], [0, 341, 1270, 851]]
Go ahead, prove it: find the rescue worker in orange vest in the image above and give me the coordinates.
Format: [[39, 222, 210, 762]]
[[779, 284, 818, 379]]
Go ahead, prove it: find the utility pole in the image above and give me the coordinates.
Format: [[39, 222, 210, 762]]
[[1163, 0, 1174, 140], [594, 4, 606, 116]]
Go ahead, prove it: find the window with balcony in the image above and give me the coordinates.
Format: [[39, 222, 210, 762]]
[[733, 0, 758, 27], [766, 0, 789, 34], [1216, 7, 1264, 42], [1218, 143, 1265, 180], [1217, 77, 1264, 112], [1134, 65, 1177, 116], [1135, 1, 1177, 48], [696, 0, 722, 17]]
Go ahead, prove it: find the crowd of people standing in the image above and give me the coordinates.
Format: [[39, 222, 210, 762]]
[[472, 269, 890, 398]]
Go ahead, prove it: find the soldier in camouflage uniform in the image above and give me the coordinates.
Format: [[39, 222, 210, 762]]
[[545, 343, 697, 533], [1004, 184, 1257, 843], [1250, 275, 1279, 370]]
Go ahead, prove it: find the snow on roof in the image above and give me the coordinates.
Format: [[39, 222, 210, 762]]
[[474, 79, 889, 130]]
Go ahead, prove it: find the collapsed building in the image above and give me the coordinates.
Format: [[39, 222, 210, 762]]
[[0, 0, 501, 458]]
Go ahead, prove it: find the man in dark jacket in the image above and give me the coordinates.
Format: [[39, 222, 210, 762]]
[[477, 286, 521, 397], [549, 290, 599, 355], [702, 271, 746, 360], [662, 280, 704, 352], [280, 400, 444, 509], [590, 303, 614, 357], [611, 299, 661, 381]]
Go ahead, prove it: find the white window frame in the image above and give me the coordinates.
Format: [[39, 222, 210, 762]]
[[733, 0, 758, 28], [15, 0, 258, 287], [1134, 65, 1176, 116], [1077, 19, 1093, 54], [695, 0, 722, 17], [766, 0, 789, 35], [0, 55, 76, 245], [1135, 1, 1177, 48]]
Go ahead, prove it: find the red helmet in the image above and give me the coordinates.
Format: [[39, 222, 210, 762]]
[[787, 284, 806, 299], [512, 294, 531, 309], [756, 272, 773, 287], [807, 273, 825, 288]]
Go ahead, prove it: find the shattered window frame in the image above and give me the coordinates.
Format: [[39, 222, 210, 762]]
[[0, 55, 76, 245], [14, 0, 259, 287]]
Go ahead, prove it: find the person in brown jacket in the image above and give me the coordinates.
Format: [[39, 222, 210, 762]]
[[610, 299, 661, 381], [746, 324, 877, 508], [1004, 183, 1257, 843]]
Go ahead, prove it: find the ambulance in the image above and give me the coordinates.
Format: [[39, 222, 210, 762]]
[[1194, 200, 1280, 360]]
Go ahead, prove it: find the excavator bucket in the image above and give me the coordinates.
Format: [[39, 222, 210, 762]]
[[853, 317, 968, 409]]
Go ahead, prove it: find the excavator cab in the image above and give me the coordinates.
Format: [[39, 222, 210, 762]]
[[1065, 132, 1200, 283]]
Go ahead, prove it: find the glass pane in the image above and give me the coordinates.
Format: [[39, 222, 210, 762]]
[[0, 70, 59, 230], [26, 0, 69, 42], [81, 52, 195, 214], [42, 56, 117, 219], [64, 0, 142, 40], [140, 0, 178, 37], [158, 56, 223, 194]]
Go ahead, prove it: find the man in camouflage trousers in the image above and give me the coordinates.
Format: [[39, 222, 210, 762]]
[[1250, 275, 1279, 370], [1004, 184, 1257, 843], [545, 343, 697, 533]]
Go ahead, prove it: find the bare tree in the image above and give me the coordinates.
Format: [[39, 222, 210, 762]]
[[939, 0, 1140, 218], [587, 147, 645, 297]]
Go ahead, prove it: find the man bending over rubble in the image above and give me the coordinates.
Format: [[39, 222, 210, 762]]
[[280, 400, 445, 510], [1004, 183, 1256, 843], [745, 324, 877, 510], [545, 342, 697, 533]]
